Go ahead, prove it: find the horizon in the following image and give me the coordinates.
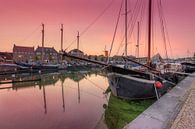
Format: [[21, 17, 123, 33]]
[[0, 0, 195, 58]]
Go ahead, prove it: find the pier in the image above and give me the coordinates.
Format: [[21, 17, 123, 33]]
[[124, 73, 195, 129]]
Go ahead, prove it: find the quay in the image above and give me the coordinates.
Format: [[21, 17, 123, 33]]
[[0, 78, 41, 85], [124, 73, 195, 129]]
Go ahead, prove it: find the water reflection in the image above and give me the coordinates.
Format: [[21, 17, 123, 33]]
[[61, 81, 65, 112], [43, 84, 47, 114], [0, 70, 108, 129]]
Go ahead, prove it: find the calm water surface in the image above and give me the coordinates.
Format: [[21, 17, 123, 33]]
[[0, 71, 109, 129]]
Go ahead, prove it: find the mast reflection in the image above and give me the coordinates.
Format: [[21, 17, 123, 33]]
[[0, 70, 106, 114], [61, 80, 65, 112], [42, 84, 47, 114], [78, 82, 80, 104]]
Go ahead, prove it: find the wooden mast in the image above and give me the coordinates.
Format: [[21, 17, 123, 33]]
[[42, 85, 47, 114], [77, 82, 80, 103], [77, 31, 80, 50], [125, 0, 128, 57], [136, 22, 140, 58], [147, 0, 152, 66], [60, 24, 64, 52], [41, 23, 45, 63]]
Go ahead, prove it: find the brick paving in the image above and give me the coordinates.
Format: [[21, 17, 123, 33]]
[[170, 83, 195, 129]]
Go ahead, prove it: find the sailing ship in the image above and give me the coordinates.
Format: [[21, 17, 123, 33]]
[[63, 0, 180, 100], [106, 0, 177, 99]]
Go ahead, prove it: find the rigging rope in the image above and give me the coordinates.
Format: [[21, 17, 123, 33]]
[[159, 0, 173, 58], [157, 0, 168, 59], [107, 0, 124, 63], [115, 0, 142, 56], [65, 0, 115, 51], [127, 0, 143, 40], [17, 25, 41, 43]]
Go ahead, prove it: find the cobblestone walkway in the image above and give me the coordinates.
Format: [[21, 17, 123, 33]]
[[170, 82, 195, 129]]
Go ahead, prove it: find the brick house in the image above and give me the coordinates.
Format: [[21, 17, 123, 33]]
[[13, 44, 35, 62], [35, 46, 59, 64]]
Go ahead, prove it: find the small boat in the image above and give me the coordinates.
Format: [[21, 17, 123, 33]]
[[41, 64, 59, 70], [15, 62, 40, 69], [15, 62, 59, 70], [181, 62, 195, 73], [0, 78, 41, 85]]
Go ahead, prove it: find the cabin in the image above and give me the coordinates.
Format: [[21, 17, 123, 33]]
[[136, 57, 148, 64], [152, 53, 163, 63], [35, 46, 59, 64], [67, 49, 85, 64], [13, 44, 35, 62], [112, 55, 136, 64], [88, 55, 97, 61], [68, 49, 84, 57], [97, 55, 107, 62]]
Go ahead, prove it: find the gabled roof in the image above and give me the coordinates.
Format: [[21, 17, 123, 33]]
[[152, 53, 163, 62], [68, 49, 84, 54], [35, 46, 58, 53], [13, 44, 34, 53]]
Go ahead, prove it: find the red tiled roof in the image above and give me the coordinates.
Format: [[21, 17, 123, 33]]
[[35, 46, 58, 53], [13, 44, 34, 53]]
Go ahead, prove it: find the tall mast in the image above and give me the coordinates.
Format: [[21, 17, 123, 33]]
[[41, 23, 45, 63], [77, 31, 80, 50], [136, 22, 140, 58], [147, 0, 152, 65], [125, 0, 128, 57], [60, 24, 64, 52]]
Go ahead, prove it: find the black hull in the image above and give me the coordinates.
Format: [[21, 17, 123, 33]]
[[181, 62, 195, 67], [105, 65, 151, 79], [40, 65, 59, 70], [181, 62, 195, 73], [107, 73, 174, 100], [15, 62, 59, 70], [184, 66, 195, 73]]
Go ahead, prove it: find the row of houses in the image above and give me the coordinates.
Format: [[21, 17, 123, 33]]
[[13, 44, 59, 63], [3, 44, 192, 65], [0, 44, 59, 64], [0, 44, 109, 64]]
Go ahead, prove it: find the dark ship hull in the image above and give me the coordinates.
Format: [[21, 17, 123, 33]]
[[181, 62, 195, 73], [107, 72, 174, 100], [15, 62, 59, 70]]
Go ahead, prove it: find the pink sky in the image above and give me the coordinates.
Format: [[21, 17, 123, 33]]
[[0, 0, 195, 58]]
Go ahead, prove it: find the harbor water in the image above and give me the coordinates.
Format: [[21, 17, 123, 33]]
[[0, 70, 109, 129]]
